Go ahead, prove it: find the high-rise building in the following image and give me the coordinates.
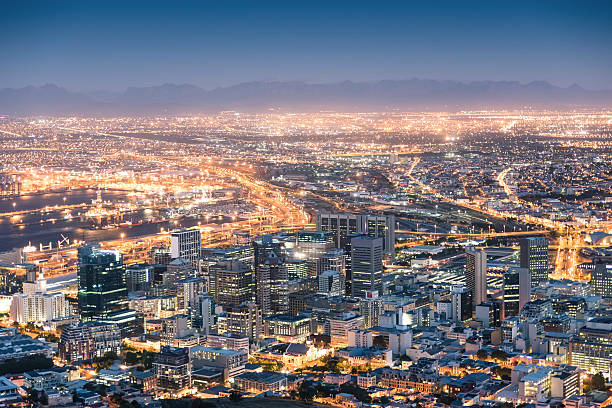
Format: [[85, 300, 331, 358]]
[[198, 293, 214, 335], [519, 267, 532, 311], [164, 258, 193, 286], [285, 258, 309, 280], [125, 264, 154, 292], [359, 291, 384, 329], [520, 237, 549, 288], [317, 213, 396, 257], [475, 301, 502, 328], [502, 270, 520, 318], [211, 261, 254, 308], [170, 229, 201, 268], [569, 318, 612, 378], [330, 313, 364, 347], [294, 230, 334, 277], [150, 245, 172, 265], [154, 346, 192, 396], [591, 264, 612, 298], [77, 244, 137, 332], [10, 272, 72, 325], [225, 302, 262, 341], [465, 249, 487, 308], [254, 235, 288, 316], [177, 276, 206, 322], [451, 286, 472, 322], [317, 248, 345, 277], [343, 232, 366, 296], [318, 269, 344, 297], [58, 322, 121, 363], [350, 236, 383, 298]]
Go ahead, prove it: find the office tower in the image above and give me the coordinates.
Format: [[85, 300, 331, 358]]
[[285, 258, 309, 280], [125, 264, 153, 292], [317, 248, 345, 276], [343, 232, 366, 296], [520, 237, 549, 288], [359, 291, 384, 329], [165, 258, 193, 286], [475, 301, 502, 328], [350, 236, 383, 298], [77, 244, 132, 324], [317, 213, 396, 257], [569, 318, 612, 378], [451, 286, 472, 322], [294, 230, 334, 277], [210, 261, 254, 308], [550, 367, 582, 400], [318, 270, 344, 297], [170, 228, 201, 268], [160, 314, 192, 346], [465, 249, 487, 308], [225, 302, 262, 341], [177, 276, 206, 316], [330, 313, 365, 347], [198, 293, 214, 335], [502, 270, 520, 318], [151, 245, 172, 265], [519, 267, 531, 311], [591, 264, 612, 298], [254, 235, 288, 316], [154, 346, 192, 396]]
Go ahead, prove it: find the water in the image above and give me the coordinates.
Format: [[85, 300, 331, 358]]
[[0, 189, 232, 252]]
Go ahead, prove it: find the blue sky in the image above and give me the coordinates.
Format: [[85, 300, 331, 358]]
[[1, 0, 611, 91]]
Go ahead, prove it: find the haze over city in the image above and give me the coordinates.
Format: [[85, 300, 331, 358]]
[[0, 2, 611, 408]]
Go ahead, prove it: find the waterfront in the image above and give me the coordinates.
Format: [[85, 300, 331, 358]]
[[0, 189, 233, 252]]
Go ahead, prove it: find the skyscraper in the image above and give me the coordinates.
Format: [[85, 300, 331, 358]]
[[317, 213, 396, 257], [211, 261, 254, 308], [520, 237, 549, 288], [225, 302, 262, 341], [77, 244, 135, 328], [465, 249, 487, 308], [359, 291, 384, 329], [502, 269, 520, 318], [318, 269, 344, 297], [254, 235, 288, 316], [451, 286, 472, 322], [519, 267, 532, 311], [294, 230, 334, 277], [343, 232, 366, 296], [591, 264, 612, 298], [350, 236, 383, 298], [170, 229, 201, 268]]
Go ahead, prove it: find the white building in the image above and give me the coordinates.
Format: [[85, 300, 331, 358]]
[[10, 273, 72, 325]]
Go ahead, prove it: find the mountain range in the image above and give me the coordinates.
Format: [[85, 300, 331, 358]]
[[1, 79, 611, 115]]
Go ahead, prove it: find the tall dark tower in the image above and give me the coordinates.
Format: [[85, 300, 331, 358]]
[[254, 235, 288, 316], [520, 237, 549, 288], [77, 244, 137, 334]]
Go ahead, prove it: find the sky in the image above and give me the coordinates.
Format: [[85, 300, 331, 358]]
[[1, 0, 611, 91]]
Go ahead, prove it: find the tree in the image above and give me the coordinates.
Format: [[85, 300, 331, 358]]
[[298, 381, 316, 402], [590, 372, 607, 391], [476, 349, 488, 360], [338, 382, 371, 403], [491, 349, 507, 361]]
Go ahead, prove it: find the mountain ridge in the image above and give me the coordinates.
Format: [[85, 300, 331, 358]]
[[1, 79, 611, 115]]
